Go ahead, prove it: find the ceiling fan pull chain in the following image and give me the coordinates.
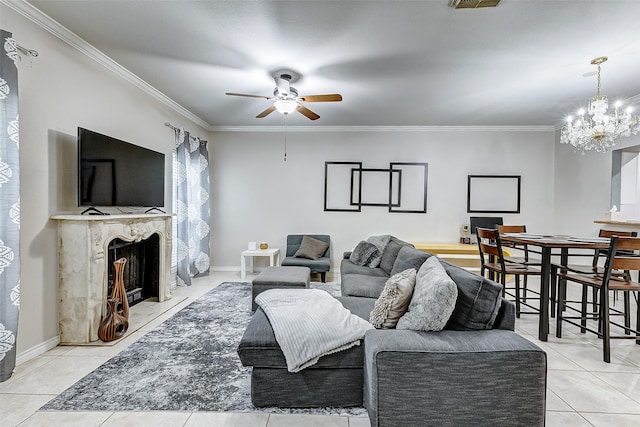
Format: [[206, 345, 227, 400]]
[[284, 114, 288, 162]]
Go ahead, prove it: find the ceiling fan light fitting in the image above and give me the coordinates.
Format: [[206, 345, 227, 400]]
[[274, 99, 298, 115]]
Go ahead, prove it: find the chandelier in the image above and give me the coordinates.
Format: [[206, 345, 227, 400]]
[[560, 56, 640, 153]]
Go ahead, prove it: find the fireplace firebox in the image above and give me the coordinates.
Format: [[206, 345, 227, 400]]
[[108, 235, 160, 306]]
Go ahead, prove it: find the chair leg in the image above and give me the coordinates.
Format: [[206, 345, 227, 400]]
[[556, 278, 565, 338], [592, 287, 598, 313], [514, 275, 521, 318], [624, 291, 631, 335], [550, 266, 557, 318], [581, 286, 588, 334], [523, 275, 528, 303], [601, 286, 611, 363], [320, 272, 326, 283], [636, 291, 640, 345]]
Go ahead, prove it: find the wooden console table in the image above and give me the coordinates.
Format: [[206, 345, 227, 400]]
[[412, 242, 512, 273], [412, 243, 482, 272]]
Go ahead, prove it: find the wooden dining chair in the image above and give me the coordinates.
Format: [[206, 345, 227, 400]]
[[497, 225, 542, 303], [476, 227, 542, 317], [555, 236, 640, 363], [551, 229, 637, 317]]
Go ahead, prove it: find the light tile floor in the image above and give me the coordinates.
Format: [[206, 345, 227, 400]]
[[1, 272, 640, 426]]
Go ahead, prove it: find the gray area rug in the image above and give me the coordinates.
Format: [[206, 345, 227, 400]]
[[41, 282, 366, 416]]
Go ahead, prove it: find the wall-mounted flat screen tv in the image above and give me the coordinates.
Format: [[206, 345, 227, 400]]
[[78, 127, 165, 208]]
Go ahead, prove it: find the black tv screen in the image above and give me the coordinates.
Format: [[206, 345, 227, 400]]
[[470, 216, 504, 235], [78, 127, 165, 208]]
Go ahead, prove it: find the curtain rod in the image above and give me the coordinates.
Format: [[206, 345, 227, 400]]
[[164, 122, 207, 143], [16, 43, 38, 57]]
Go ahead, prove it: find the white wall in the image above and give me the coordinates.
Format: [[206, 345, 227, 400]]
[[210, 129, 556, 270], [1, 5, 209, 357], [553, 130, 640, 236]]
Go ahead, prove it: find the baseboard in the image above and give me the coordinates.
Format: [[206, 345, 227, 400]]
[[210, 266, 341, 282], [16, 335, 60, 366], [210, 266, 241, 272]]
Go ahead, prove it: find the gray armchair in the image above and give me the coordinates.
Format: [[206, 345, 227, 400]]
[[281, 234, 331, 282]]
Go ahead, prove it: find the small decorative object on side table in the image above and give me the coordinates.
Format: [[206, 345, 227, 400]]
[[259, 242, 269, 250]]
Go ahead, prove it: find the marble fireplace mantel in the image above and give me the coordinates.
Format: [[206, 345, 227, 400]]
[[51, 214, 172, 344]]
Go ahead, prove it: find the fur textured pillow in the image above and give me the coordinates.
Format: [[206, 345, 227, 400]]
[[396, 257, 458, 332], [349, 241, 380, 266], [369, 268, 417, 329], [294, 236, 329, 260], [366, 234, 391, 268]]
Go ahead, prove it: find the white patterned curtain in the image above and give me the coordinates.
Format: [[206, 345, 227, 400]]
[[0, 30, 21, 382], [173, 129, 210, 286]]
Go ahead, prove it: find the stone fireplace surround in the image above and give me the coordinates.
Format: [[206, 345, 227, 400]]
[[51, 214, 172, 344]]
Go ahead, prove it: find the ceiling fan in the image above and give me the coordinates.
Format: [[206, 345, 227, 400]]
[[225, 72, 342, 121]]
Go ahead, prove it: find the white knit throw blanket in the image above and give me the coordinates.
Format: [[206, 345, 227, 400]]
[[255, 289, 374, 373]]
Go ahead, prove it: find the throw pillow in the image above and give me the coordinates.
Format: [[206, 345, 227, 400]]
[[396, 257, 458, 332], [369, 268, 417, 329], [349, 241, 381, 266], [390, 246, 431, 276], [366, 234, 391, 268], [293, 236, 329, 260]]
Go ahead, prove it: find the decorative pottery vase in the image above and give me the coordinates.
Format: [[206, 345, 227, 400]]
[[259, 242, 268, 250], [110, 257, 130, 320], [98, 298, 129, 341]]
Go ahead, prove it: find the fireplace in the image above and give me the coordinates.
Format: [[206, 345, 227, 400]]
[[52, 214, 172, 344], [108, 235, 160, 306]]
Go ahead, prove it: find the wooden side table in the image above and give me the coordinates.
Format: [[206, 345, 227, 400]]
[[241, 248, 280, 279]]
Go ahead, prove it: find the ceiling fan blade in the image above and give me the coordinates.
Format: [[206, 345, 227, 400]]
[[256, 105, 276, 118], [297, 105, 320, 121], [299, 94, 342, 102], [225, 92, 271, 100]]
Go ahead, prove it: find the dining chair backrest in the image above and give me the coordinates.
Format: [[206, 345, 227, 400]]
[[497, 225, 526, 234], [476, 227, 506, 268], [607, 236, 640, 273], [593, 229, 638, 268]]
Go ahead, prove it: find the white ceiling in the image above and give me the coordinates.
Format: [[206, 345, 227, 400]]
[[25, 0, 640, 128]]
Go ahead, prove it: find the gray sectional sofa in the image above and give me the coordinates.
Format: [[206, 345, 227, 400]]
[[238, 236, 547, 426]]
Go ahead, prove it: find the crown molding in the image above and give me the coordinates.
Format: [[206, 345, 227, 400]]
[[2, 0, 213, 130], [211, 125, 556, 133]]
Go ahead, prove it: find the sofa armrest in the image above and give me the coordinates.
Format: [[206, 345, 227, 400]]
[[493, 298, 516, 330], [363, 329, 546, 427]]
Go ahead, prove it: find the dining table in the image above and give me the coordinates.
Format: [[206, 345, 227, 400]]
[[499, 233, 611, 342]]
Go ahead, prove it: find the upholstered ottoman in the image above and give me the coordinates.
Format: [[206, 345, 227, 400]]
[[251, 266, 311, 311], [238, 296, 373, 408]]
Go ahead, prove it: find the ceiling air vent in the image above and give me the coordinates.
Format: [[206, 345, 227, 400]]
[[449, 0, 501, 8]]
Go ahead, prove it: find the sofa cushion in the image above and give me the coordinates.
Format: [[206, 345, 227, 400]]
[[390, 246, 432, 276], [379, 237, 413, 274], [337, 296, 376, 321], [441, 261, 503, 330], [340, 259, 389, 277], [370, 268, 417, 329], [282, 256, 330, 273], [294, 235, 330, 260], [341, 274, 388, 298], [366, 235, 391, 268], [396, 257, 458, 332], [349, 241, 381, 266]]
